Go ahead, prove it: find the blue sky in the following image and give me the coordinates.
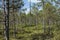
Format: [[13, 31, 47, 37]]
[[23, 0, 40, 8], [23, 0, 30, 13], [23, 0, 29, 8], [23, 0, 41, 13]]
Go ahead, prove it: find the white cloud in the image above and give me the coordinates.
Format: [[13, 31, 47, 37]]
[[28, 0, 41, 3], [25, 8, 30, 14]]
